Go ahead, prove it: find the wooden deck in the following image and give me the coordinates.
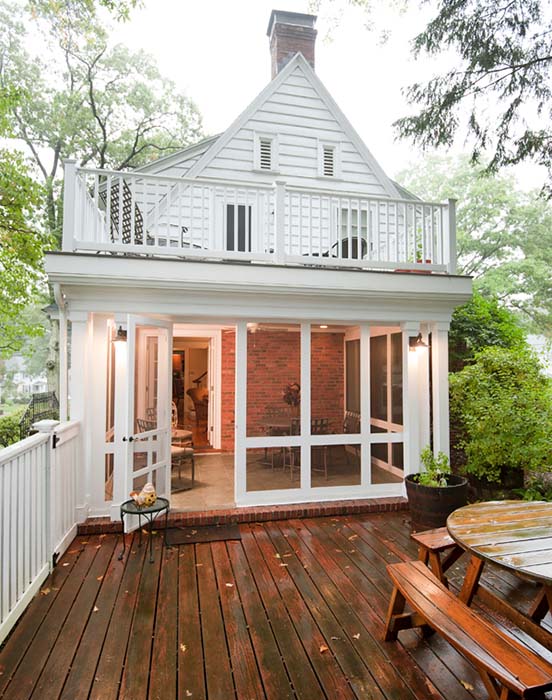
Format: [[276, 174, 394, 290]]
[[1, 512, 551, 700]]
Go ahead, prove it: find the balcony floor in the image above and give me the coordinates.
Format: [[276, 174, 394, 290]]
[[0, 512, 549, 700]]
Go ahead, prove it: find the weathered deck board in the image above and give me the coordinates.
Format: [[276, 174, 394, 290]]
[[1, 512, 549, 700]]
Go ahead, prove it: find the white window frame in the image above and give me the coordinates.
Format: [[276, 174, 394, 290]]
[[253, 132, 279, 173], [318, 140, 341, 178]]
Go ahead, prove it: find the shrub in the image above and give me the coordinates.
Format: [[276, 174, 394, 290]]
[[449, 291, 526, 371], [450, 347, 552, 484], [0, 409, 24, 448]]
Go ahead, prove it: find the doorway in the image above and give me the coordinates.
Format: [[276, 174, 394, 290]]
[[172, 337, 211, 449]]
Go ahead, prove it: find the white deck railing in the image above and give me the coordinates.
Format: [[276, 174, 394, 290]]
[[0, 420, 80, 645], [62, 161, 457, 274]]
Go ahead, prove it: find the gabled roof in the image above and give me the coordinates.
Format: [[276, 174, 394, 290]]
[[184, 53, 401, 198]]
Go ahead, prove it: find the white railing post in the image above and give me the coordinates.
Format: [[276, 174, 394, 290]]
[[62, 159, 78, 251], [446, 198, 457, 274], [33, 419, 59, 570], [273, 179, 286, 264]]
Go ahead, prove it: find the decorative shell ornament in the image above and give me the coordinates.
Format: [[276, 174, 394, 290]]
[[130, 482, 157, 507]]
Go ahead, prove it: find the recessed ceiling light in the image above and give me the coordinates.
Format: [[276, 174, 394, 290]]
[[320, 325, 328, 329]]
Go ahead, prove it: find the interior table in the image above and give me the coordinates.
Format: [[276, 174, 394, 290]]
[[118, 496, 169, 563], [447, 500, 552, 650]]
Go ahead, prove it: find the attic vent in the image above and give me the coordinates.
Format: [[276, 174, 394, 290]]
[[322, 145, 335, 176], [259, 138, 272, 170]]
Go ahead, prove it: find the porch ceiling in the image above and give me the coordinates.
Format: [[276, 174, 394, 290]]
[[45, 252, 472, 323]]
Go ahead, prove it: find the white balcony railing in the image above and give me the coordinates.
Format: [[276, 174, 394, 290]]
[[62, 161, 457, 273]]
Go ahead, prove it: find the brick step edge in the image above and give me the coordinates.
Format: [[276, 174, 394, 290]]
[[78, 496, 408, 534]]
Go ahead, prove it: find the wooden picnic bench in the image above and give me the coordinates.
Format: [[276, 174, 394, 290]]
[[410, 526, 464, 586], [384, 560, 552, 700]]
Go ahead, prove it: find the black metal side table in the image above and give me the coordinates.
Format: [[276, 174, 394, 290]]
[[118, 497, 169, 563]]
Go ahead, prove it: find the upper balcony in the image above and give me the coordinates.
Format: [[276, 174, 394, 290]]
[[62, 162, 457, 274]]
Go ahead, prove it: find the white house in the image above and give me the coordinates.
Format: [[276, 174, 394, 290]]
[[45, 10, 472, 523]]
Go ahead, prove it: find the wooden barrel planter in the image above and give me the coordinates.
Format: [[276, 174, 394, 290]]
[[405, 474, 469, 531]]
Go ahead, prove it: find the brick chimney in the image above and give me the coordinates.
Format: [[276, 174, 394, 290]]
[[267, 10, 317, 79]]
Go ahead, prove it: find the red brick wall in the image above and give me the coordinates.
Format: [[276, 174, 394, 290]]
[[221, 330, 235, 451], [246, 328, 301, 436], [311, 332, 344, 433], [219, 328, 345, 449]]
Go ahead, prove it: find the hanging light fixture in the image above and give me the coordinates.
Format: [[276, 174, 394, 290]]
[[113, 325, 127, 344], [409, 332, 428, 351]]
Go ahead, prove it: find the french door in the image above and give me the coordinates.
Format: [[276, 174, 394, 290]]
[[121, 316, 172, 526]]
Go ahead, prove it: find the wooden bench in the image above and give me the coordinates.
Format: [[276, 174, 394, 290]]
[[384, 560, 552, 700], [410, 526, 464, 586]]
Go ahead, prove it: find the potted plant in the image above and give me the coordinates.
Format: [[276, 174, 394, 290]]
[[405, 446, 468, 530]]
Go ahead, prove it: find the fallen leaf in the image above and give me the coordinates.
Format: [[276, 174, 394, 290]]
[[195, 563, 203, 567], [274, 553, 281, 559], [93, 606, 99, 613], [283, 553, 292, 558], [319, 644, 329, 654], [97, 576, 104, 582], [180, 644, 187, 653], [225, 583, 234, 588], [40, 588, 51, 596], [279, 563, 288, 567], [330, 636, 341, 641], [460, 680, 474, 691], [63, 563, 70, 567], [348, 535, 358, 541], [191, 530, 197, 535], [353, 633, 360, 640], [99, 534, 107, 539], [185, 691, 192, 697], [67, 549, 79, 555]]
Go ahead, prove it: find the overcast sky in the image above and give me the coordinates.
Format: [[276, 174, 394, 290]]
[[113, 0, 457, 181]]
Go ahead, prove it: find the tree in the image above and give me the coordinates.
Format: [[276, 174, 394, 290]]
[[397, 155, 552, 333], [393, 0, 552, 192], [0, 82, 51, 357], [0, 1, 203, 240]]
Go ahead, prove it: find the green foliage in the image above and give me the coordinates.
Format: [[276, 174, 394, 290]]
[[397, 155, 552, 333], [449, 291, 526, 371], [0, 408, 24, 448], [414, 445, 451, 487], [514, 476, 552, 502], [450, 346, 552, 483], [0, 148, 51, 356], [393, 0, 552, 193]]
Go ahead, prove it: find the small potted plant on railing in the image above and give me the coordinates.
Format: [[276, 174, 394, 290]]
[[405, 445, 468, 530]]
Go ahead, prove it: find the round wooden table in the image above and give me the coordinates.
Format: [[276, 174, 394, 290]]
[[447, 500, 552, 583], [447, 500, 552, 649]]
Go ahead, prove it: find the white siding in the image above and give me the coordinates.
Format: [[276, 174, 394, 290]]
[[199, 65, 389, 196]]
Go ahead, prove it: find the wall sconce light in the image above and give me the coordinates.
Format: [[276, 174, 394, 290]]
[[113, 325, 127, 344], [319, 324, 328, 329], [409, 333, 428, 351]]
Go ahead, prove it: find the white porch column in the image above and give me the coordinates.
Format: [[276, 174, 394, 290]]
[[418, 324, 431, 454], [89, 315, 110, 515], [234, 321, 248, 504], [111, 315, 130, 520], [300, 322, 311, 489], [430, 321, 451, 459], [68, 311, 90, 523], [401, 322, 422, 477]]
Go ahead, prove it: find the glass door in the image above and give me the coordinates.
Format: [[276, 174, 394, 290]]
[[125, 317, 172, 519]]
